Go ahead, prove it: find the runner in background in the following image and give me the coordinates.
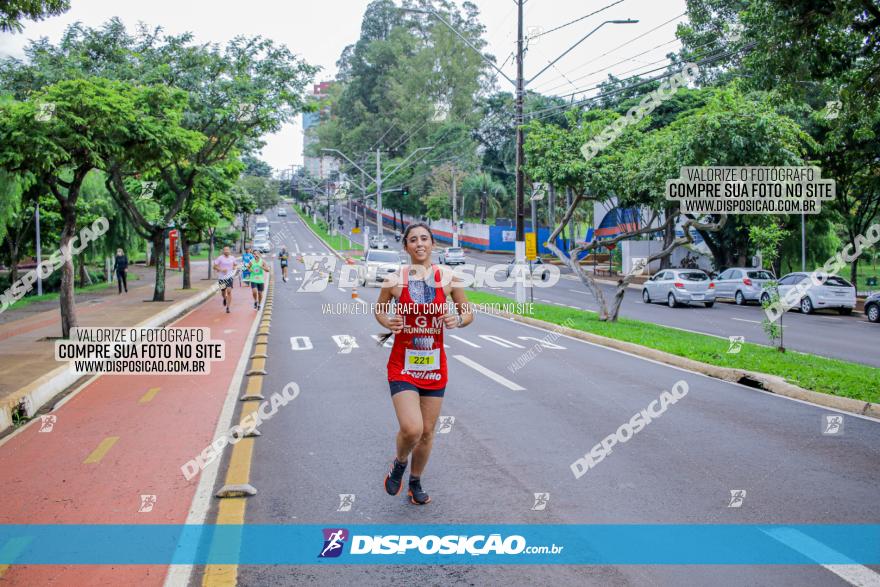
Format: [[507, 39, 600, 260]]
[[241, 244, 254, 288], [374, 222, 473, 505], [247, 249, 270, 309], [213, 246, 239, 314], [278, 246, 290, 282]]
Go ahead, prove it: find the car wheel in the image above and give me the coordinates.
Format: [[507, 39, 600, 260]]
[[667, 293, 678, 308], [800, 297, 814, 314], [705, 302, 714, 308], [642, 289, 651, 304], [760, 293, 771, 306], [735, 291, 745, 305], [838, 307, 853, 316], [867, 304, 880, 323]]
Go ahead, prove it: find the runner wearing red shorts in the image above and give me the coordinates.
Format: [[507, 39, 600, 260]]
[[374, 222, 473, 505]]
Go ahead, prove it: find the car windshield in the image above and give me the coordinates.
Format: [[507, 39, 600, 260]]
[[679, 271, 708, 281], [368, 251, 399, 263], [747, 270, 774, 280], [824, 276, 852, 287], [447, 248, 462, 253]]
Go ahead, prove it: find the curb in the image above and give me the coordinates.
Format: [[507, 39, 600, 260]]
[[483, 308, 880, 420], [0, 284, 218, 433]]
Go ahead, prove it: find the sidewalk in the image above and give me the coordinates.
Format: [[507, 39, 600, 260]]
[[0, 263, 217, 431]]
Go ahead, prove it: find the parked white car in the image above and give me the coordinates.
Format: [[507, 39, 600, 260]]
[[642, 269, 716, 308], [760, 272, 856, 315], [361, 249, 401, 287], [369, 235, 390, 249]]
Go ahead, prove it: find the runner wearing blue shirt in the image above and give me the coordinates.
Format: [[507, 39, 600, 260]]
[[241, 245, 254, 287]]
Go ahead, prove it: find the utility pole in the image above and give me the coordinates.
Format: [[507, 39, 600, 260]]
[[801, 213, 806, 272], [514, 0, 526, 303], [376, 148, 383, 237], [451, 166, 459, 247]]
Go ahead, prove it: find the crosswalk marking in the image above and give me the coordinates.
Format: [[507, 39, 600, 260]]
[[449, 334, 480, 348], [290, 336, 313, 351], [479, 334, 526, 349]]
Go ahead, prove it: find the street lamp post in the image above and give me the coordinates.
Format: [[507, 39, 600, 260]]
[[402, 6, 637, 302]]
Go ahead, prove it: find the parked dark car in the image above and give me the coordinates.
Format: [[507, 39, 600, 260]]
[[865, 292, 880, 323]]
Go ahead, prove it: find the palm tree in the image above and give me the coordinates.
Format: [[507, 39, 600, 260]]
[[460, 173, 507, 224]]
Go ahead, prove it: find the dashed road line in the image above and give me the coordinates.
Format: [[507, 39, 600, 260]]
[[449, 334, 480, 348], [83, 436, 119, 464], [139, 387, 161, 404], [452, 355, 525, 391]]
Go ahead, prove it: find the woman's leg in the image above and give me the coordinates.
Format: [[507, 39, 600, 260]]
[[410, 396, 443, 477], [117, 270, 123, 293], [120, 270, 127, 292], [390, 391, 423, 461]]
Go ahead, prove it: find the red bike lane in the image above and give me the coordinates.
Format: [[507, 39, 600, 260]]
[[0, 290, 259, 586]]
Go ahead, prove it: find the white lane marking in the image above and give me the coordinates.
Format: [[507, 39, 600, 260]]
[[762, 527, 880, 587], [479, 334, 526, 348], [569, 289, 592, 295], [449, 334, 480, 348], [452, 355, 525, 391], [731, 318, 762, 324], [337, 287, 345, 292], [290, 336, 313, 351], [332, 335, 358, 353], [162, 283, 266, 587], [567, 305, 579, 309]]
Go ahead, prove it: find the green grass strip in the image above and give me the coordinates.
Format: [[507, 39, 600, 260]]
[[292, 204, 357, 253], [467, 290, 880, 404]]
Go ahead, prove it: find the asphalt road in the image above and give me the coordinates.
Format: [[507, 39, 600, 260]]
[[336, 205, 878, 368], [200, 210, 880, 586]]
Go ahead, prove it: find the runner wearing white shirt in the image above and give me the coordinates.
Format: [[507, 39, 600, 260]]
[[213, 246, 239, 314]]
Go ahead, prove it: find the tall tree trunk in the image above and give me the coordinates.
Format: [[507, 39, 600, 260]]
[[151, 228, 167, 302], [181, 229, 191, 290], [58, 203, 78, 337], [850, 256, 859, 288], [5, 240, 20, 286], [660, 209, 675, 270], [207, 228, 215, 279]]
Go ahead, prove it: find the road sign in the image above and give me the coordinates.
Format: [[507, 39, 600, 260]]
[[352, 227, 361, 234], [525, 232, 537, 260]]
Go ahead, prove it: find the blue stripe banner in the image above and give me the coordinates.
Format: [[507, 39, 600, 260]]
[[0, 525, 877, 565]]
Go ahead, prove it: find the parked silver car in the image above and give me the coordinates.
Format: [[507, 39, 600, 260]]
[[642, 269, 716, 308], [760, 272, 856, 315], [360, 249, 401, 287], [714, 267, 775, 305]]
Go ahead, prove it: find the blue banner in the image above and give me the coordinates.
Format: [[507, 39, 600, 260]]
[[0, 525, 878, 565]]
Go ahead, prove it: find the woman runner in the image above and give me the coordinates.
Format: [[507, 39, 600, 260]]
[[374, 223, 473, 505]]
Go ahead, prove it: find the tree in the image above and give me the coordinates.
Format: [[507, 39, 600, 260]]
[[0, 78, 181, 336], [0, 0, 69, 33], [1, 20, 318, 301], [681, 0, 880, 285]]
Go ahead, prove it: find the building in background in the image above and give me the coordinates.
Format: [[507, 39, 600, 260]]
[[302, 81, 339, 180]]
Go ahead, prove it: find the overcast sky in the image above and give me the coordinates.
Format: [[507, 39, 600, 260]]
[[0, 0, 687, 173]]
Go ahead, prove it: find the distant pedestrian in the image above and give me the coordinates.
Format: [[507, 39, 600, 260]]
[[114, 248, 128, 294]]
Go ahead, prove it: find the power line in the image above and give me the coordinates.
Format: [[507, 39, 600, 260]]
[[528, 0, 627, 40], [529, 12, 687, 92], [526, 42, 756, 122]]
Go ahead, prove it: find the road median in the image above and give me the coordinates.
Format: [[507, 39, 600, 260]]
[[469, 291, 880, 418]]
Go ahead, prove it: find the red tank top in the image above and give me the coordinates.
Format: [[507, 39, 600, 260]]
[[386, 265, 448, 389]]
